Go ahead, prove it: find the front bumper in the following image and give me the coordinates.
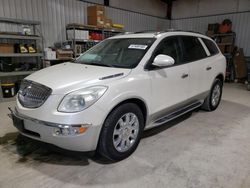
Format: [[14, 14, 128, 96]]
[[9, 108, 102, 151]]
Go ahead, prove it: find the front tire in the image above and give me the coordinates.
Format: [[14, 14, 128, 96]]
[[98, 103, 144, 161], [202, 78, 223, 111]]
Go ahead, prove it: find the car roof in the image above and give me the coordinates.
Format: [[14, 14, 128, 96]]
[[110, 30, 212, 40]]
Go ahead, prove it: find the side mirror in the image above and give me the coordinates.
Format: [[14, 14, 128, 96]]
[[152, 54, 175, 67]]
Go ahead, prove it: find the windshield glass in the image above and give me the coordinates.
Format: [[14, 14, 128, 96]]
[[75, 38, 156, 68]]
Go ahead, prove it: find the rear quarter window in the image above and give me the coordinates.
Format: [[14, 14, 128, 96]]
[[202, 38, 219, 55]]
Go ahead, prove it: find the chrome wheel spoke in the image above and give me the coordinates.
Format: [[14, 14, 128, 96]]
[[118, 119, 125, 127], [131, 120, 138, 128], [125, 138, 131, 148], [130, 133, 136, 140], [120, 139, 126, 149], [114, 128, 122, 136], [129, 115, 136, 126], [114, 136, 122, 148], [125, 113, 130, 124]]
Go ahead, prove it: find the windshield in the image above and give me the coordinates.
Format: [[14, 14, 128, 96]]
[[75, 38, 156, 68]]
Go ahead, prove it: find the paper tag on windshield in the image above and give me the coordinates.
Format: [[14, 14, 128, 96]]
[[128, 44, 148, 50]]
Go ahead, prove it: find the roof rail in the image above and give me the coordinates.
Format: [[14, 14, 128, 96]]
[[115, 29, 204, 36], [164, 29, 203, 35], [134, 30, 159, 33], [115, 30, 162, 36], [115, 32, 134, 36], [134, 29, 203, 35]]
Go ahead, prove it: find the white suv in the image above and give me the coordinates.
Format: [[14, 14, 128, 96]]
[[11, 31, 226, 161]]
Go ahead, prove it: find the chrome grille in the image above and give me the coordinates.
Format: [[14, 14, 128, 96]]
[[18, 80, 52, 108]]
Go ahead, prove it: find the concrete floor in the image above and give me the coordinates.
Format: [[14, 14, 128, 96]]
[[0, 83, 250, 188]]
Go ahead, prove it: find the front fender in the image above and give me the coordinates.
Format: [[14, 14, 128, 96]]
[[94, 75, 151, 125]]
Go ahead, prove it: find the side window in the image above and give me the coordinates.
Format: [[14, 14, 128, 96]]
[[202, 38, 219, 55], [153, 37, 182, 65], [181, 36, 207, 62]]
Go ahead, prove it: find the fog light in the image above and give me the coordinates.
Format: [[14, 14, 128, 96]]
[[61, 127, 70, 135], [53, 125, 88, 136], [54, 128, 61, 136]]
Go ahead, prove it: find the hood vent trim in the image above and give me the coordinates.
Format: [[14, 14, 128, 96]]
[[99, 73, 124, 80]]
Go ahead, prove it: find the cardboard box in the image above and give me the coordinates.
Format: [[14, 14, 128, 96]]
[[221, 36, 233, 43], [206, 30, 214, 36], [87, 5, 106, 27], [80, 30, 89, 40], [67, 30, 89, 40], [234, 48, 247, 79], [44, 50, 56, 60], [0, 43, 14, 53], [87, 5, 105, 17], [105, 18, 113, 28], [208, 23, 219, 33], [88, 15, 105, 27], [56, 50, 73, 60]]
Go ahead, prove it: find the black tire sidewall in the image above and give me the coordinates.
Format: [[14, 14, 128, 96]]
[[209, 79, 223, 111], [98, 103, 144, 161]]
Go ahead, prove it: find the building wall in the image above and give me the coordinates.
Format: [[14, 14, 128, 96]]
[[0, 0, 170, 48], [105, 7, 169, 32], [172, 0, 250, 19], [109, 0, 168, 18], [80, 0, 168, 18]]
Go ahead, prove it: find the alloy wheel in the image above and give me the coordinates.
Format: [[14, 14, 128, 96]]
[[211, 84, 221, 107], [113, 113, 139, 152]]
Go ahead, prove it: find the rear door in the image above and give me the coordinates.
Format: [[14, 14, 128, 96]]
[[201, 38, 221, 87], [179, 36, 209, 99]]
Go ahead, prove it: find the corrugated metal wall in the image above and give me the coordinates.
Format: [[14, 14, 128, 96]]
[[0, 0, 170, 48], [109, 0, 168, 18], [105, 7, 170, 32], [172, 0, 250, 19], [171, 12, 250, 56]]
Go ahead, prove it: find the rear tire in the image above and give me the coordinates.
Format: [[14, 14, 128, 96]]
[[202, 79, 223, 111], [98, 103, 144, 161]]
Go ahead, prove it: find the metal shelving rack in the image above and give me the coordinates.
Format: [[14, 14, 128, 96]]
[[65, 23, 124, 57], [0, 17, 44, 102], [0, 53, 43, 57]]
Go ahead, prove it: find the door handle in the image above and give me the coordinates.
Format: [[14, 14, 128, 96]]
[[181, 73, 189, 79], [206, 66, 212, 71]]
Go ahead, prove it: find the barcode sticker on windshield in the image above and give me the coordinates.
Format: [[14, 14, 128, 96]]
[[128, 44, 148, 50]]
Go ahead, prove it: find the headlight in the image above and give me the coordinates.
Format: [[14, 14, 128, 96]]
[[58, 86, 108, 113]]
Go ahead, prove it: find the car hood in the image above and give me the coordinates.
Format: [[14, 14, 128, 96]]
[[26, 62, 131, 94]]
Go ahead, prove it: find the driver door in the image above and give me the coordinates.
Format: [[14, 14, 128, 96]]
[[148, 36, 190, 123]]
